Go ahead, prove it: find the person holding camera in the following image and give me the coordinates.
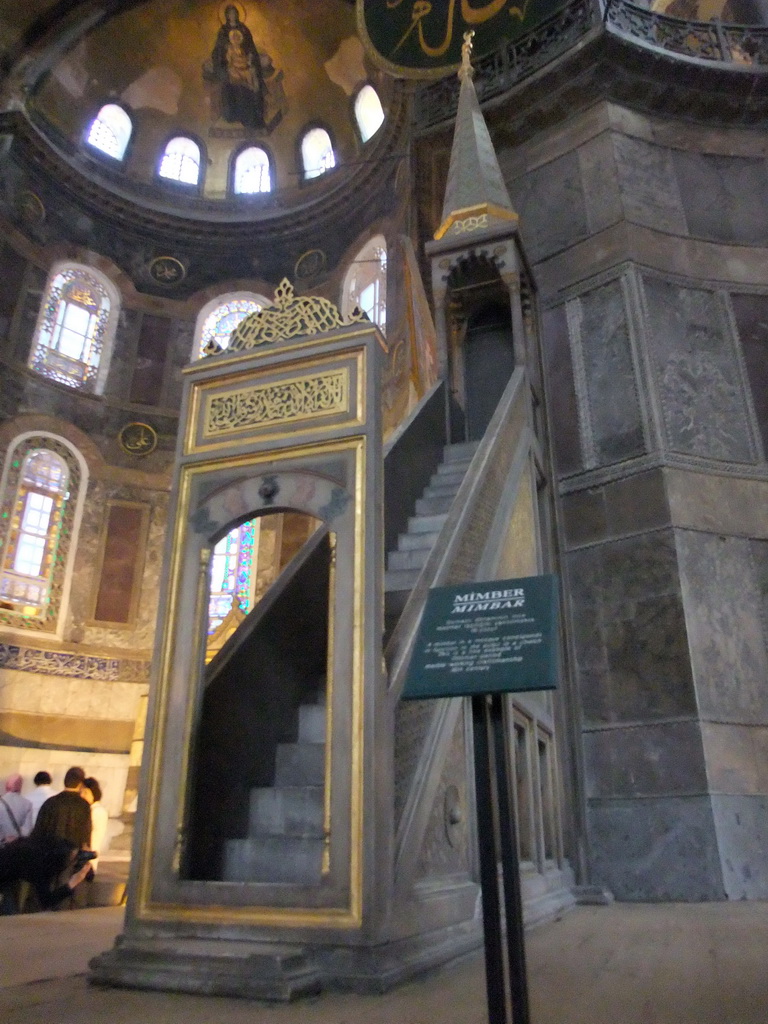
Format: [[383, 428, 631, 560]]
[[0, 837, 94, 914], [32, 766, 91, 852]]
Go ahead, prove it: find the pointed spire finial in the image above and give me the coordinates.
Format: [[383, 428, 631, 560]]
[[432, 28, 519, 242], [459, 30, 475, 82]]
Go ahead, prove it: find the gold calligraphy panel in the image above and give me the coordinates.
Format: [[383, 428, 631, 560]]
[[204, 369, 350, 439]]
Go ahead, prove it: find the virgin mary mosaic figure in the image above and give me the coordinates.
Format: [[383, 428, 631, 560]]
[[208, 4, 266, 129]]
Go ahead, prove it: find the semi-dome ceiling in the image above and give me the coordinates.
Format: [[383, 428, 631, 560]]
[[0, 0, 406, 296], [18, 0, 392, 201]]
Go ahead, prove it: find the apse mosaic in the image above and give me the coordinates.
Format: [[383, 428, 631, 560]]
[[31, 0, 390, 199]]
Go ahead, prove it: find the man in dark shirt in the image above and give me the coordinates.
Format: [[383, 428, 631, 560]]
[[32, 766, 91, 850]]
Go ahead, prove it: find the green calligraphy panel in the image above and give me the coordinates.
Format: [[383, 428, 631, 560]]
[[358, 0, 565, 77], [402, 575, 560, 699]]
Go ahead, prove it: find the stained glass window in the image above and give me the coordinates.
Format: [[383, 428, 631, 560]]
[[301, 127, 335, 180], [86, 104, 133, 160], [208, 519, 257, 633], [159, 136, 201, 185], [342, 235, 387, 332], [0, 442, 79, 630], [234, 147, 272, 194], [354, 85, 385, 143], [29, 267, 113, 390], [198, 298, 262, 357]]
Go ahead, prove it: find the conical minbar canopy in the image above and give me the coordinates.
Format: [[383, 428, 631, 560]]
[[435, 49, 518, 242]]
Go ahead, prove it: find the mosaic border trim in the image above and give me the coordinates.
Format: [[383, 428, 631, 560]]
[[0, 643, 150, 682]]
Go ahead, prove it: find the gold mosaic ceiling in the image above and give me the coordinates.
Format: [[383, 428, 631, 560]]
[[2, 0, 389, 200]]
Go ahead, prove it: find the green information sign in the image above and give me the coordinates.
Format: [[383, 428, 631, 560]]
[[402, 575, 559, 699], [357, 0, 565, 78]]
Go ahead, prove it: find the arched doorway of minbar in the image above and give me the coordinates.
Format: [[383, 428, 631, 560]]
[[181, 466, 347, 886]]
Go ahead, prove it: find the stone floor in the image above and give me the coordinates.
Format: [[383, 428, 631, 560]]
[[1, 902, 766, 1023]]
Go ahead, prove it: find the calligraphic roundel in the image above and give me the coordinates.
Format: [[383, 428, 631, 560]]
[[357, 0, 563, 77]]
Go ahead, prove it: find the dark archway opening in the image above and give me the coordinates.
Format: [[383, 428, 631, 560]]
[[463, 300, 515, 442], [184, 511, 330, 882]]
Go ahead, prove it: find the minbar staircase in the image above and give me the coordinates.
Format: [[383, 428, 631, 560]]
[[223, 700, 326, 884], [385, 441, 479, 641]]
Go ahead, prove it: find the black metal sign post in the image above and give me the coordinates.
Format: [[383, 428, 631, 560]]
[[472, 692, 531, 1024], [402, 576, 559, 1024]]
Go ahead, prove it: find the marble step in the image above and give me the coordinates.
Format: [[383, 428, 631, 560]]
[[442, 441, 479, 462], [415, 493, 454, 515], [248, 785, 324, 837], [223, 835, 324, 884], [387, 547, 431, 572], [298, 704, 326, 744], [274, 741, 325, 786], [407, 512, 448, 534], [384, 567, 421, 592], [422, 481, 462, 499], [432, 463, 472, 484], [398, 530, 440, 552]]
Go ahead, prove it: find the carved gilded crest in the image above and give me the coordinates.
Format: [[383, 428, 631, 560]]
[[204, 278, 366, 355]]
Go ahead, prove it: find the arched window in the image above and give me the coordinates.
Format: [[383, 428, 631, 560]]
[[28, 264, 118, 391], [208, 519, 258, 634], [0, 436, 85, 632], [194, 293, 267, 358], [301, 127, 335, 180], [342, 235, 387, 333], [233, 147, 272, 194], [86, 103, 133, 160], [354, 85, 385, 143], [159, 136, 201, 185]]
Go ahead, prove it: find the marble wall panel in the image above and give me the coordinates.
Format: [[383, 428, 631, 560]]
[[164, 319, 195, 408], [665, 470, 768, 539], [541, 305, 582, 476], [574, 279, 645, 464], [563, 469, 669, 551], [11, 266, 45, 363], [0, 667, 144, 721], [672, 152, 768, 246], [676, 530, 768, 724], [568, 531, 695, 727], [80, 496, 167, 651], [103, 308, 141, 400], [583, 721, 707, 799], [0, 747, 129, 817], [587, 796, 724, 900], [710, 794, 768, 899], [506, 151, 588, 263], [0, 241, 27, 337], [612, 136, 687, 234], [701, 722, 768, 796], [577, 132, 622, 236], [642, 277, 753, 462], [731, 292, 768, 456]]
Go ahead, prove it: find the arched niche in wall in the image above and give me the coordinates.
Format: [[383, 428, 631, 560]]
[[341, 234, 387, 334], [180, 467, 355, 889], [85, 102, 133, 161], [27, 262, 121, 395], [186, 502, 330, 883], [193, 291, 271, 358], [0, 432, 89, 636]]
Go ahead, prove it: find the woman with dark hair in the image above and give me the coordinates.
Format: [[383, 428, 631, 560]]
[[0, 836, 92, 914], [82, 777, 109, 870]]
